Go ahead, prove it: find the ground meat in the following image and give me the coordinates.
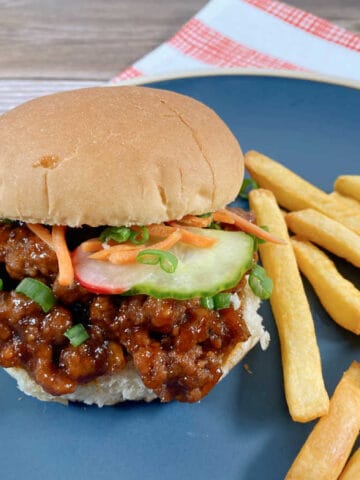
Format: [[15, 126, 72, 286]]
[[0, 223, 252, 402], [32, 343, 77, 396], [88, 293, 250, 402], [41, 307, 73, 345], [0, 283, 250, 401], [89, 296, 118, 330], [52, 279, 92, 305], [1, 225, 58, 281], [0, 291, 125, 395], [113, 282, 250, 402]]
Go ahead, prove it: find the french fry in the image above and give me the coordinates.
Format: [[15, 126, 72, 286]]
[[291, 237, 360, 334], [335, 175, 360, 203], [329, 191, 360, 210], [339, 447, 360, 480], [245, 151, 360, 235], [248, 189, 329, 422], [280, 208, 288, 219], [286, 362, 360, 480], [286, 209, 360, 268]]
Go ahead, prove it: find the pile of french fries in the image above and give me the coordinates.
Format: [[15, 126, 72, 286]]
[[244, 151, 360, 479]]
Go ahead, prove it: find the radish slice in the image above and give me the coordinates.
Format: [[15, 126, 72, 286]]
[[73, 246, 153, 294]]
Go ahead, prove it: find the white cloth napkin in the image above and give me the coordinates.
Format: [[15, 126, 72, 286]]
[[112, 0, 360, 83]]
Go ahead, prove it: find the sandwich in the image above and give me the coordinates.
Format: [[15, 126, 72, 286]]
[[0, 86, 275, 406]]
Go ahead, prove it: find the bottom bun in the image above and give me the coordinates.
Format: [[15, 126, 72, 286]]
[[6, 282, 269, 406]]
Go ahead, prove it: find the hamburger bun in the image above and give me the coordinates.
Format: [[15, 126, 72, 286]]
[[0, 86, 243, 227], [0, 86, 268, 406]]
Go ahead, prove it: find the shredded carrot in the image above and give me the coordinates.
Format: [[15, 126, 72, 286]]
[[80, 239, 104, 253], [107, 248, 144, 265], [149, 229, 182, 249], [168, 223, 217, 247], [89, 243, 140, 260], [27, 223, 53, 249], [177, 214, 213, 228], [147, 224, 216, 248], [52, 226, 74, 286], [213, 211, 235, 225], [215, 209, 285, 244], [107, 230, 182, 265], [147, 224, 175, 237]]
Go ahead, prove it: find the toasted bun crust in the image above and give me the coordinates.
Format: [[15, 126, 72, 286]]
[[0, 86, 243, 227], [6, 282, 269, 406]]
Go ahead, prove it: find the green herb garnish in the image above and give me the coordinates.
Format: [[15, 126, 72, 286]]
[[200, 297, 215, 309], [208, 222, 222, 230], [100, 226, 131, 243], [137, 249, 178, 273], [213, 292, 231, 310], [249, 264, 273, 300], [64, 324, 89, 347], [130, 226, 150, 245], [15, 278, 56, 313], [200, 292, 231, 310], [239, 178, 259, 199]]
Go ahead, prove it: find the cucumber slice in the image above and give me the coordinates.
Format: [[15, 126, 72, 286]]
[[73, 228, 254, 299]]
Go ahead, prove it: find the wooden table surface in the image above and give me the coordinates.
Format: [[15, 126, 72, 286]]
[[0, 0, 359, 113]]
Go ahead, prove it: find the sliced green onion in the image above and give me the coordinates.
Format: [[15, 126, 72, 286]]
[[99, 226, 131, 243], [238, 178, 259, 199], [249, 264, 273, 300], [137, 249, 178, 273], [0, 218, 12, 224], [130, 226, 150, 245], [64, 324, 89, 347], [208, 222, 222, 230], [213, 292, 231, 310], [251, 225, 270, 251], [198, 213, 212, 218], [136, 250, 159, 265], [0, 279, 3, 291], [15, 278, 56, 313], [201, 292, 235, 310], [201, 296, 215, 309]]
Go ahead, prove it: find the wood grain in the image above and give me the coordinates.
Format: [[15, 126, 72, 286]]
[[0, 0, 358, 114], [0, 0, 206, 80]]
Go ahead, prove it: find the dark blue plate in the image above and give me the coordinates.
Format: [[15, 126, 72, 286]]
[[1, 74, 359, 480]]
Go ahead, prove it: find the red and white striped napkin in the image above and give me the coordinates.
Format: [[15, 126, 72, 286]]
[[112, 0, 360, 83]]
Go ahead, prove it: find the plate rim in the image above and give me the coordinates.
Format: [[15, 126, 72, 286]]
[[112, 67, 360, 91]]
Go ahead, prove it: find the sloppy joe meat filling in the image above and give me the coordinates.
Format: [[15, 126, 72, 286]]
[[0, 223, 250, 402]]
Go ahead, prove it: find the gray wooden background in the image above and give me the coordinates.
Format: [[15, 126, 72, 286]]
[[0, 0, 359, 113]]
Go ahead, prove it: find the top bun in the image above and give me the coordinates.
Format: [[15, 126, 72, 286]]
[[0, 86, 243, 227]]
